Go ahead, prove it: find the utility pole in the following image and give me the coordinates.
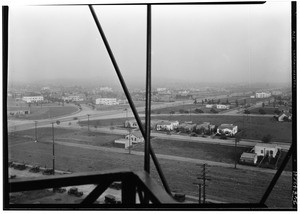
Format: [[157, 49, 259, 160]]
[[193, 182, 202, 204], [34, 121, 38, 142], [52, 122, 55, 175], [87, 114, 90, 132], [235, 138, 238, 169], [197, 164, 211, 204]]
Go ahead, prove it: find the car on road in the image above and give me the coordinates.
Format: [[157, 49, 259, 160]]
[[68, 187, 83, 197]]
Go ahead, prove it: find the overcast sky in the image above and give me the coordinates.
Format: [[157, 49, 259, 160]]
[[8, 2, 291, 86]]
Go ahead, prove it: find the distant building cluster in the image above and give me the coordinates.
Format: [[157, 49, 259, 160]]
[[96, 98, 119, 105], [63, 95, 84, 102], [22, 96, 44, 103], [205, 104, 230, 110], [255, 92, 271, 98], [124, 119, 238, 137]]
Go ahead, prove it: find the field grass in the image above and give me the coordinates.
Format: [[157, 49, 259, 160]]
[[8, 134, 292, 208], [15, 106, 79, 120], [151, 103, 219, 114], [250, 107, 279, 115], [133, 138, 247, 164], [151, 115, 292, 142]]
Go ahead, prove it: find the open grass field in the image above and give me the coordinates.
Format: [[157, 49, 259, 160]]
[[151, 115, 292, 143], [8, 132, 293, 208], [81, 114, 292, 142], [249, 107, 279, 115], [15, 106, 79, 120], [133, 138, 248, 164], [151, 103, 220, 114]]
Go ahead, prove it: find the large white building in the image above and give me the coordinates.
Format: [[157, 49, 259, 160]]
[[63, 95, 84, 102], [255, 92, 271, 98], [96, 98, 119, 105], [216, 104, 230, 110], [22, 96, 44, 103]]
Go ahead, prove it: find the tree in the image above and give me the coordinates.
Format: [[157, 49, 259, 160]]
[[169, 111, 175, 115], [217, 99, 220, 104], [235, 99, 239, 107], [194, 99, 197, 104], [262, 102, 265, 108], [274, 109, 281, 115], [179, 109, 185, 114], [262, 134, 272, 143], [259, 108, 266, 115], [210, 108, 218, 114], [202, 100, 204, 105], [195, 108, 204, 114], [244, 109, 250, 114], [226, 98, 229, 104]]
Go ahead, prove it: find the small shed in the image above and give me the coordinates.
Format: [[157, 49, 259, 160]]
[[240, 152, 258, 165]]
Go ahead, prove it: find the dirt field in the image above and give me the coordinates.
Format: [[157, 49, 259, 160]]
[[8, 128, 293, 208]]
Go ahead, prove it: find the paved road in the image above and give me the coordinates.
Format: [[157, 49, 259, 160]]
[[49, 140, 291, 176]]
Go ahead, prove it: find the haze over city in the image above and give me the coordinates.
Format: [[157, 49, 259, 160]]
[[8, 1, 291, 86], [5, 1, 295, 209]]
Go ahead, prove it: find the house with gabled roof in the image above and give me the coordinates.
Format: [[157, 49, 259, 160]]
[[125, 130, 144, 144], [217, 124, 238, 136], [277, 112, 292, 122]]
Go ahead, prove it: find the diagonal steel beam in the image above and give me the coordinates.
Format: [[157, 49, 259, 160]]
[[81, 180, 112, 205], [88, 5, 172, 196], [259, 143, 294, 205]]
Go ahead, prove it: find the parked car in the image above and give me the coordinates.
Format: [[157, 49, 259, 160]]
[[68, 187, 83, 197], [109, 182, 122, 190], [43, 168, 54, 175], [54, 187, 66, 193], [9, 175, 16, 179], [104, 194, 116, 204], [173, 193, 186, 202], [29, 166, 40, 173], [13, 163, 26, 170]]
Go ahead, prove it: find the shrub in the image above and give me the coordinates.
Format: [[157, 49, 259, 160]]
[[259, 108, 266, 115], [262, 134, 272, 143], [244, 109, 250, 114], [194, 109, 204, 114]]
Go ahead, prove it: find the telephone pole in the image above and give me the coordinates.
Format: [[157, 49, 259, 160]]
[[34, 121, 38, 142], [196, 163, 211, 204], [87, 114, 90, 132], [52, 122, 55, 175]]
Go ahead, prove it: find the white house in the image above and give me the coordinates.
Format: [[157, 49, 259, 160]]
[[205, 104, 213, 108], [217, 124, 238, 136], [96, 98, 119, 105], [253, 143, 280, 158], [156, 120, 179, 131], [255, 92, 271, 98], [277, 112, 292, 122], [22, 96, 44, 103], [216, 104, 230, 110], [125, 131, 144, 144]]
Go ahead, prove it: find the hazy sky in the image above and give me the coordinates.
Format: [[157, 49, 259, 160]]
[[8, 2, 291, 86]]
